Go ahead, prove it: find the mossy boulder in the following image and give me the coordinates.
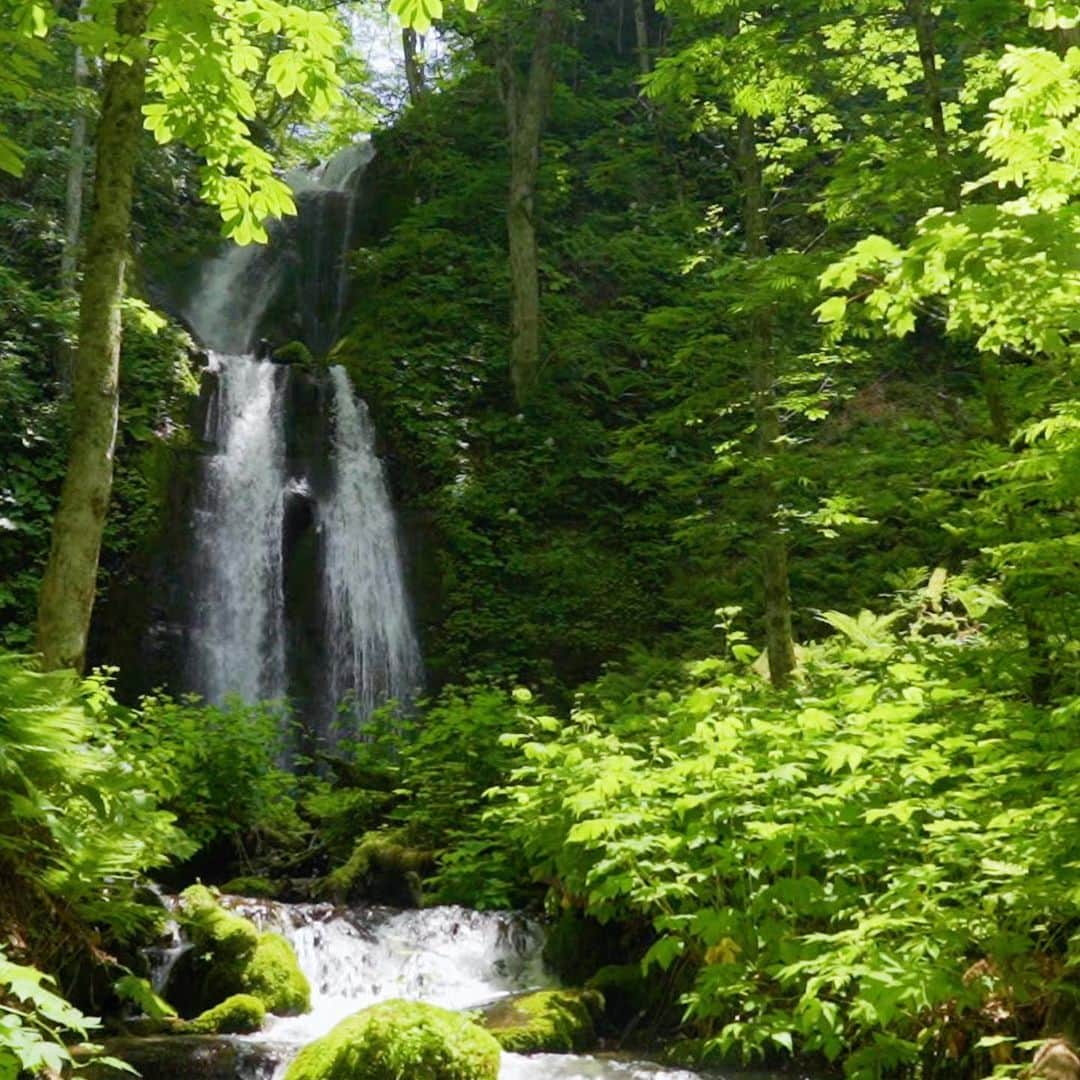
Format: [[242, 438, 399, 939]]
[[243, 932, 311, 1015], [283, 999, 500, 1080], [168, 887, 310, 1018], [180, 885, 260, 961], [325, 829, 432, 907], [272, 340, 316, 368], [122, 995, 265, 1037], [219, 876, 281, 899], [479, 989, 602, 1054], [185, 994, 266, 1035]]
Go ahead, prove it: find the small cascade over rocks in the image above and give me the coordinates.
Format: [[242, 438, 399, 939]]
[[141, 895, 723, 1080]]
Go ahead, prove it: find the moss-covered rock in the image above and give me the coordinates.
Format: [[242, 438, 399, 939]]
[[220, 876, 281, 899], [180, 885, 260, 962], [479, 989, 602, 1054], [168, 887, 310, 1018], [272, 340, 316, 368], [185, 994, 266, 1035], [284, 1000, 500, 1080], [325, 829, 432, 907], [243, 932, 311, 1015]]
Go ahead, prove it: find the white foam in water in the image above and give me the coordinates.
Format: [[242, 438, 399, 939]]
[[150, 897, 737, 1079], [238, 901, 548, 1046]]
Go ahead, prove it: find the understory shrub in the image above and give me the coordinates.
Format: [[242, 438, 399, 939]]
[[471, 584, 1080, 1076]]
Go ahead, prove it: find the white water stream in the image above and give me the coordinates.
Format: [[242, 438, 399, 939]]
[[189, 354, 289, 705], [156, 897, 720, 1080]]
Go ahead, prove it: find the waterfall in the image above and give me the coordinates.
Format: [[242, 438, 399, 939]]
[[181, 139, 422, 741], [321, 368, 423, 741], [189, 353, 288, 704]]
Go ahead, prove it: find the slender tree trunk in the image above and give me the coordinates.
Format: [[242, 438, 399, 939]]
[[36, 0, 151, 672], [736, 113, 796, 687], [61, 1, 89, 295], [906, 0, 960, 211], [402, 27, 425, 104], [58, 0, 91, 389], [633, 0, 650, 74], [497, 0, 561, 405]]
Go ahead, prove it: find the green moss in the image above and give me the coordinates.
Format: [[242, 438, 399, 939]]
[[179, 885, 259, 962], [173, 888, 309, 1017], [220, 875, 281, 899], [241, 932, 311, 1016], [325, 829, 431, 906], [284, 999, 500, 1080], [481, 989, 602, 1054], [272, 340, 316, 368], [185, 994, 266, 1035]]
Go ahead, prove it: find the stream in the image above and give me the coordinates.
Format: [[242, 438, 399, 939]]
[[133, 895, 801, 1080]]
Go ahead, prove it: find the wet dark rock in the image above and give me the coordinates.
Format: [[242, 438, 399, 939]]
[[78, 1035, 285, 1080]]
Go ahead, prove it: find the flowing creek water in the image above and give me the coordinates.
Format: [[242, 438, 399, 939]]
[[139, 895, 793, 1080]]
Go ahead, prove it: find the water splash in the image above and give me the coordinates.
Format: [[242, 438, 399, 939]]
[[227, 900, 547, 1048]]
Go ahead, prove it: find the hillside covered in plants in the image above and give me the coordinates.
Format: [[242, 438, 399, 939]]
[[0, 0, 1077, 1077]]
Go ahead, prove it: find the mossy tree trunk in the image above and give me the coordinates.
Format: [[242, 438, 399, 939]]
[[497, 0, 561, 405], [633, 0, 650, 74], [36, 0, 151, 672], [736, 112, 796, 688]]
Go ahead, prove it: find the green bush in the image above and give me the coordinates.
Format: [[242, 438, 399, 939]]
[[322, 687, 540, 909], [0, 654, 188, 943], [471, 594, 1080, 1075], [122, 694, 303, 851]]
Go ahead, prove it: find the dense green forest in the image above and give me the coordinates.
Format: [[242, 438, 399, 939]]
[[0, 0, 1078, 1077]]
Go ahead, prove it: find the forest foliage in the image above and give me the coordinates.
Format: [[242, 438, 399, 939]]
[[0, 0, 1077, 1076]]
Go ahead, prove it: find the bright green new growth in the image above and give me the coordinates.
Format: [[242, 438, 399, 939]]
[[284, 1000, 501, 1080], [481, 989, 602, 1054]]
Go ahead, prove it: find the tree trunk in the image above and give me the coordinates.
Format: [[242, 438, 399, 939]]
[[737, 112, 797, 688], [906, 0, 960, 212], [36, 0, 151, 672], [402, 27, 425, 104], [498, 0, 561, 405], [61, 0, 89, 296], [633, 0, 650, 75]]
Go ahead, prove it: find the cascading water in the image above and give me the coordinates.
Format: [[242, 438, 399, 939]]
[[145, 897, 726, 1080], [321, 369, 423, 738], [180, 140, 421, 740], [189, 354, 288, 704]]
